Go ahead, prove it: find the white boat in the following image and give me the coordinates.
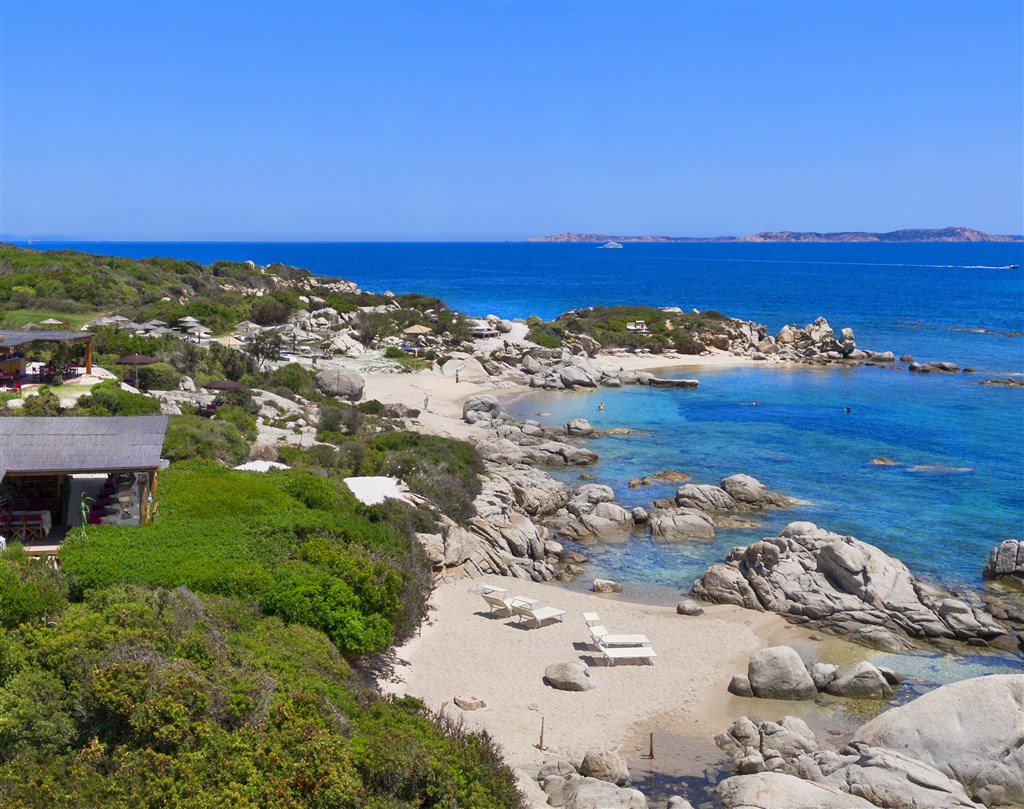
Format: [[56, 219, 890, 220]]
[[600, 241, 623, 249]]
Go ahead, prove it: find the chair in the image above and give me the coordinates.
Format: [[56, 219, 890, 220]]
[[511, 602, 566, 628], [589, 625, 650, 647], [596, 641, 657, 666], [583, 612, 601, 627], [14, 513, 45, 542], [481, 589, 517, 617]]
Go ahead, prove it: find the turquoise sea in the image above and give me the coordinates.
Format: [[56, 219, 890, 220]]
[[22, 240, 1024, 596]]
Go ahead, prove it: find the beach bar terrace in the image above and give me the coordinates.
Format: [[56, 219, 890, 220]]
[[0, 416, 168, 554], [0, 329, 94, 387]]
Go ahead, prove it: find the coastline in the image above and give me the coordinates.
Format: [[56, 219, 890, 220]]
[[352, 349, 1021, 803], [380, 574, 882, 807]]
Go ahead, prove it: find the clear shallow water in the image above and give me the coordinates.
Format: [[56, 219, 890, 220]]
[[505, 363, 1024, 595], [20, 240, 1024, 595]]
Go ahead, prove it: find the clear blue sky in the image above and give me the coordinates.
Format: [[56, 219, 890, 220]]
[[1, 0, 1021, 240]]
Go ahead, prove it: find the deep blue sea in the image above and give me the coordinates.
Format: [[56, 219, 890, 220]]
[[20, 240, 1024, 597]]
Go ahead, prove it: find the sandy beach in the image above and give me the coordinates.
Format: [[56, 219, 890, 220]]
[[381, 574, 832, 806], [357, 348, 765, 442]]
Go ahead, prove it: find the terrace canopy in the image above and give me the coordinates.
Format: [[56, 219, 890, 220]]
[[0, 330, 94, 377]]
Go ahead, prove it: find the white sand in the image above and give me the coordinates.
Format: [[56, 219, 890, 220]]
[[382, 574, 802, 805], [590, 349, 763, 374], [361, 368, 515, 441]]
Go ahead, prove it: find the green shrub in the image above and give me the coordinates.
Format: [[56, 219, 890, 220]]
[[527, 330, 560, 349], [214, 404, 257, 442], [135, 361, 181, 391], [363, 433, 482, 522], [162, 415, 249, 466], [74, 380, 162, 416], [384, 346, 405, 359], [0, 548, 67, 629]]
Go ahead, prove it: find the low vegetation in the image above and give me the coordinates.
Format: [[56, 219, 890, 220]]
[[0, 563, 523, 807], [0, 244, 526, 806], [0, 462, 524, 805], [528, 304, 733, 353]]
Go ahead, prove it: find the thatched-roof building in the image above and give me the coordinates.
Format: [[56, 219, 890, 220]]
[[0, 416, 168, 544]]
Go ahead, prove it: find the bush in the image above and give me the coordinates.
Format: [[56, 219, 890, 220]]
[[0, 548, 67, 628], [319, 404, 361, 439], [74, 380, 162, 416], [259, 363, 318, 400], [16, 388, 64, 416], [162, 415, 249, 466], [250, 298, 293, 326], [384, 346, 405, 359], [363, 433, 483, 522], [134, 361, 181, 391], [214, 404, 258, 442]]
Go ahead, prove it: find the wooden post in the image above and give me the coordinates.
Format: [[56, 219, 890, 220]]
[[84, 338, 92, 375], [139, 472, 150, 525], [538, 717, 546, 750], [649, 731, 654, 759]]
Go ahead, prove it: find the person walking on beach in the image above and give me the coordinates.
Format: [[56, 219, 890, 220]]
[[424, 395, 430, 412]]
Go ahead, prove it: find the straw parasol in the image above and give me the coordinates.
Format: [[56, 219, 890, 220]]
[[40, 318, 64, 326], [116, 353, 158, 386], [403, 324, 433, 335], [214, 335, 245, 347], [235, 320, 259, 333]]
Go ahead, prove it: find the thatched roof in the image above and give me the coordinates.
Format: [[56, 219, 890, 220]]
[[0, 330, 93, 350], [0, 416, 168, 478]]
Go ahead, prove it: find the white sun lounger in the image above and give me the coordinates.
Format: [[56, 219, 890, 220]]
[[512, 602, 567, 628], [589, 625, 650, 647], [482, 590, 517, 616], [597, 641, 657, 666]]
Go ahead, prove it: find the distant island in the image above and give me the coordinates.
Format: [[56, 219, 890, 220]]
[[527, 226, 1023, 243]]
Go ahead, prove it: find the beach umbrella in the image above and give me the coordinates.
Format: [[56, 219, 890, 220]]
[[40, 318, 64, 326], [403, 324, 433, 335], [109, 315, 129, 322], [235, 320, 259, 332], [116, 353, 158, 386], [202, 379, 245, 391], [90, 316, 115, 327], [215, 335, 245, 347], [145, 319, 167, 326]]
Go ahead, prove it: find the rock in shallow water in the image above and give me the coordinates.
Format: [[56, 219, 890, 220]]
[[747, 646, 818, 700], [692, 521, 1007, 651]]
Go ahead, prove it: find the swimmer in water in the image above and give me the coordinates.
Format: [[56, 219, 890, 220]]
[[598, 402, 605, 411]]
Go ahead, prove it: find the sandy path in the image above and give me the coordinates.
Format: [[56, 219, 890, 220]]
[[382, 574, 799, 805]]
